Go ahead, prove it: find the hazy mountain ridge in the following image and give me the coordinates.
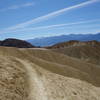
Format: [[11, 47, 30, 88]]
[[27, 33, 100, 47]]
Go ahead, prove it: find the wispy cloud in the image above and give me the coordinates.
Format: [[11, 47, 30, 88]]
[[20, 19, 100, 31], [4, 0, 99, 31], [0, 0, 99, 34], [1, 19, 100, 34], [0, 2, 35, 12]]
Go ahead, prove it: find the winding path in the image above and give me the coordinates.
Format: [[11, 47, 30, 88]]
[[17, 59, 48, 100]]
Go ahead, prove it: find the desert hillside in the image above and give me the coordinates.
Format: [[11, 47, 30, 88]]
[[48, 40, 100, 65], [0, 47, 100, 100]]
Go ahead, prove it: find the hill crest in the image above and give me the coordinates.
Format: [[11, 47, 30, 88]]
[[0, 38, 34, 48]]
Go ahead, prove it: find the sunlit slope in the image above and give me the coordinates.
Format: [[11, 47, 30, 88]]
[[20, 48, 100, 86], [49, 41, 100, 65], [52, 45, 100, 65], [0, 53, 29, 100], [0, 47, 100, 100]]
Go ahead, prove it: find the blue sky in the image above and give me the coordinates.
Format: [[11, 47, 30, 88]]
[[0, 0, 100, 40]]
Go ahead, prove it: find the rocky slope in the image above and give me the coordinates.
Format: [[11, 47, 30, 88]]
[[0, 47, 100, 100]]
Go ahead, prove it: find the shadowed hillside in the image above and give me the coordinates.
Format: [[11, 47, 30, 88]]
[[0, 47, 100, 100], [0, 38, 34, 48]]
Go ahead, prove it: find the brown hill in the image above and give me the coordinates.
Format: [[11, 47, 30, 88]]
[[47, 40, 100, 48], [0, 47, 100, 100], [0, 38, 35, 48], [48, 40, 100, 65]]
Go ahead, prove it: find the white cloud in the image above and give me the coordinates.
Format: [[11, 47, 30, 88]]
[[24, 19, 100, 30], [1, 19, 100, 34], [0, 0, 99, 34], [0, 2, 35, 12]]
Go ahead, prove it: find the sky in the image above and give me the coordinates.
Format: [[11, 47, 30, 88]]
[[0, 0, 100, 40]]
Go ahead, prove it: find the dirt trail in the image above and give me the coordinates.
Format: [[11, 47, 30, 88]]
[[18, 59, 48, 100]]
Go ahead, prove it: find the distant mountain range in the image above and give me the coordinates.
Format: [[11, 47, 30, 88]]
[[27, 33, 100, 47]]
